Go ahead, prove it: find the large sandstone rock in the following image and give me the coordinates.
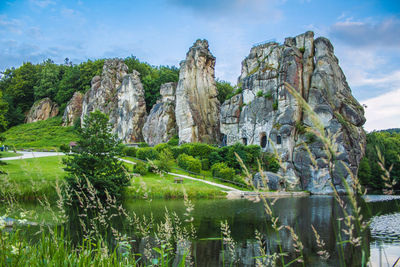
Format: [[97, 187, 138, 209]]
[[81, 59, 147, 143], [142, 82, 178, 146], [175, 39, 221, 144], [62, 92, 83, 126], [221, 32, 366, 194], [26, 98, 59, 123]]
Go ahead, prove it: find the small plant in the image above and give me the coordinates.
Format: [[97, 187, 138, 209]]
[[273, 100, 278, 110], [256, 90, 264, 97], [299, 47, 305, 53], [264, 91, 273, 99], [295, 121, 307, 134]]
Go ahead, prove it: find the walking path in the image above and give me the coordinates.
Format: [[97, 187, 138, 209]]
[[0, 151, 64, 161]]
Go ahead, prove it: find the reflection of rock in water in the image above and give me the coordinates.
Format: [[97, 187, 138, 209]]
[[370, 213, 400, 242]]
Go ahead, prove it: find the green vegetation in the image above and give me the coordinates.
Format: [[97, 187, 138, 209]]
[[64, 111, 130, 201], [358, 130, 400, 192], [0, 156, 65, 201], [256, 90, 264, 97], [177, 154, 202, 173], [2, 117, 78, 150], [273, 100, 278, 110], [0, 151, 21, 158], [215, 79, 235, 103], [264, 91, 273, 99]]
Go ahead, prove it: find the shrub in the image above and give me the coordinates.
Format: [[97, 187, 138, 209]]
[[208, 151, 223, 166], [256, 90, 263, 97], [264, 91, 273, 99], [170, 146, 184, 159], [156, 148, 174, 172], [122, 146, 137, 157], [201, 158, 210, 170], [154, 143, 170, 153], [138, 142, 149, 148], [273, 101, 278, 110], [136, 147, 159, 160], [133, 161, 147, 176], [181, 143, 217, 159], [261, 152, 280, 173], [167, 136, 179, 146], [177, 153, 201, 173], [73, 117, 81, 130], [211, 162, 236, 181], [59, 143, 70, 153]]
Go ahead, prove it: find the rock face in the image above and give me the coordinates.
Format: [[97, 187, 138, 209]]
[[26, 98, 59, 123], [81, 59, 147, 143], [62, 92, 83, 126], [220, 32, 366, 194], [175, 39, 220, 144], [142, 82, 178, 146]]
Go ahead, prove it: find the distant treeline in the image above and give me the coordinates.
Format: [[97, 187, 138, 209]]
[[0, 56, 235, 131], [358, 131, 400, 192]]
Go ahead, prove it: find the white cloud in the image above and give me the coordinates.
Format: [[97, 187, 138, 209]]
[[362, 88, 400, 132], [29, 0, 55, 8]]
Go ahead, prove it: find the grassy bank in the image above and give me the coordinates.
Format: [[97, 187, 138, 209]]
[[0, 156, 226, 201], [2, 117, 78, 150], [0, 151, 22, 158]]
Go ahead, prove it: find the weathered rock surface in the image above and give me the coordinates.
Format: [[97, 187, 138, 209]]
[[26, 98, 59, 123], [253, 171, 284, 190], [175, 39, 220, 144], [62, 92, 83, 126], [220, 31, 366, 194], [81, 59, 147, 143], [142, 82, 178, 146]]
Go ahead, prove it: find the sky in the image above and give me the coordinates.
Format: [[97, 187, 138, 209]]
[[0, 0, 399, 131]]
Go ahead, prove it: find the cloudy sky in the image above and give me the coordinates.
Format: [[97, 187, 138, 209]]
[[1, 0, 399, 131]]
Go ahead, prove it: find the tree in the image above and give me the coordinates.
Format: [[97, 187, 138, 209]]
[[216, 79, 234, 104], [63, 110, 130, 201]]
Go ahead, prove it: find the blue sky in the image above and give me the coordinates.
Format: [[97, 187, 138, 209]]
[[1, 0, 399, 131]]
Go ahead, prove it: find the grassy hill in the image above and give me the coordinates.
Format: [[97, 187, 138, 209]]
[[2, 117, 78, 150]]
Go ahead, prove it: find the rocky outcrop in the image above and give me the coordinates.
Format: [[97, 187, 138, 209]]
[[175, 39, 220, 144], [26, 98, 59, 123], [62, 92, 83, 126], [142, 82, 178, 146], [220, 31, 366, 194], [81, 59, 147, 143]]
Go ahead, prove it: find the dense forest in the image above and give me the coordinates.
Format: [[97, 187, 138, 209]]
[[358, 130, 400, 192], [0, 56, 235, 130]]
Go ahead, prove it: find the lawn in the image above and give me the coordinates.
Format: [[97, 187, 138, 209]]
[[2, 117, 78, 150], [0, 151, 22, 158], [0, 155, 226, 201], [0, 156, 65, 201]]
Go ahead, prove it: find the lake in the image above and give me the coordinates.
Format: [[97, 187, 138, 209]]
[[3, 195, 400, 266]]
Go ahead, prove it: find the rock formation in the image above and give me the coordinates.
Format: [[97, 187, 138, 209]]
[[62, 92, 83, 126], [142, 82, 178, 146], [220, 31, 366, 194], [81, 59, 147, 143], [175, 39, 220, 144], [26, 98, 59, 123]]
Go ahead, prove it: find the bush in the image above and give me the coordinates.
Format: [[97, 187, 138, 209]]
[[136, 147, 159, 160], [155, 148, 174, 172], [154, 143, 170, 153], [201, 158, 210, 170], [177, 153, 201, 173], [208, 151, 223, 166], [133, 161, 147, 176], [181, 143, 217, 159], [122, 146, 137, 157], [167, 136, 179, 146], [256, 90, 263, 97], [261, 152, 280, 173], [138, 142, 149, 148], [211, 162, 236, 181], [59, 143, 70, 153]]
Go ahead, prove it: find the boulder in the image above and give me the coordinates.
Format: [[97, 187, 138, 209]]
[[253, 171, 284, 191], [142, 82, 178, 146], [26, 98, 59, 123], [175, 39, 221, 144], [62, 92, 83, 126], [220, 32, 366, 194], [81, 59, 147, 143]]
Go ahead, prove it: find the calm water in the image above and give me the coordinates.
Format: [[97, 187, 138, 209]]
[[3, 195, 400, 266]]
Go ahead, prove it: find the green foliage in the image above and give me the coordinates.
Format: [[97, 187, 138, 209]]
[[299, 47, 305, 53], [122, 146, 138, 157], [216, 79, 234, 103], [211, 162, 236, 181], [256, 90, 264, 97], [305, 132, 317, 144], [63, 111, 129, 200], [133, 161, 148, 176], [73, 117, 81, 131], [261, 152, 280, 173], [295, 121, 306, 134], [177, 153, 201, 173], [154, 143, 170, 152], [136, 147, 159, 160], [264, 91, 273, 99], [59, 143, 70, 153], [155, 148, 175, 172], [358, 131, 400, 191], [201, 158, 210, 170], [138, 142, 150, 147], [0, 90, 8, 132], [273, 100, 278, 110], [208, 151, 223, 166], [2, 117, 78, 149], [167, 135, 179, 146]]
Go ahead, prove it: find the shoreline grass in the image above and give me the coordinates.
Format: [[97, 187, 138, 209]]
[[0, 151, 22, 158]]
